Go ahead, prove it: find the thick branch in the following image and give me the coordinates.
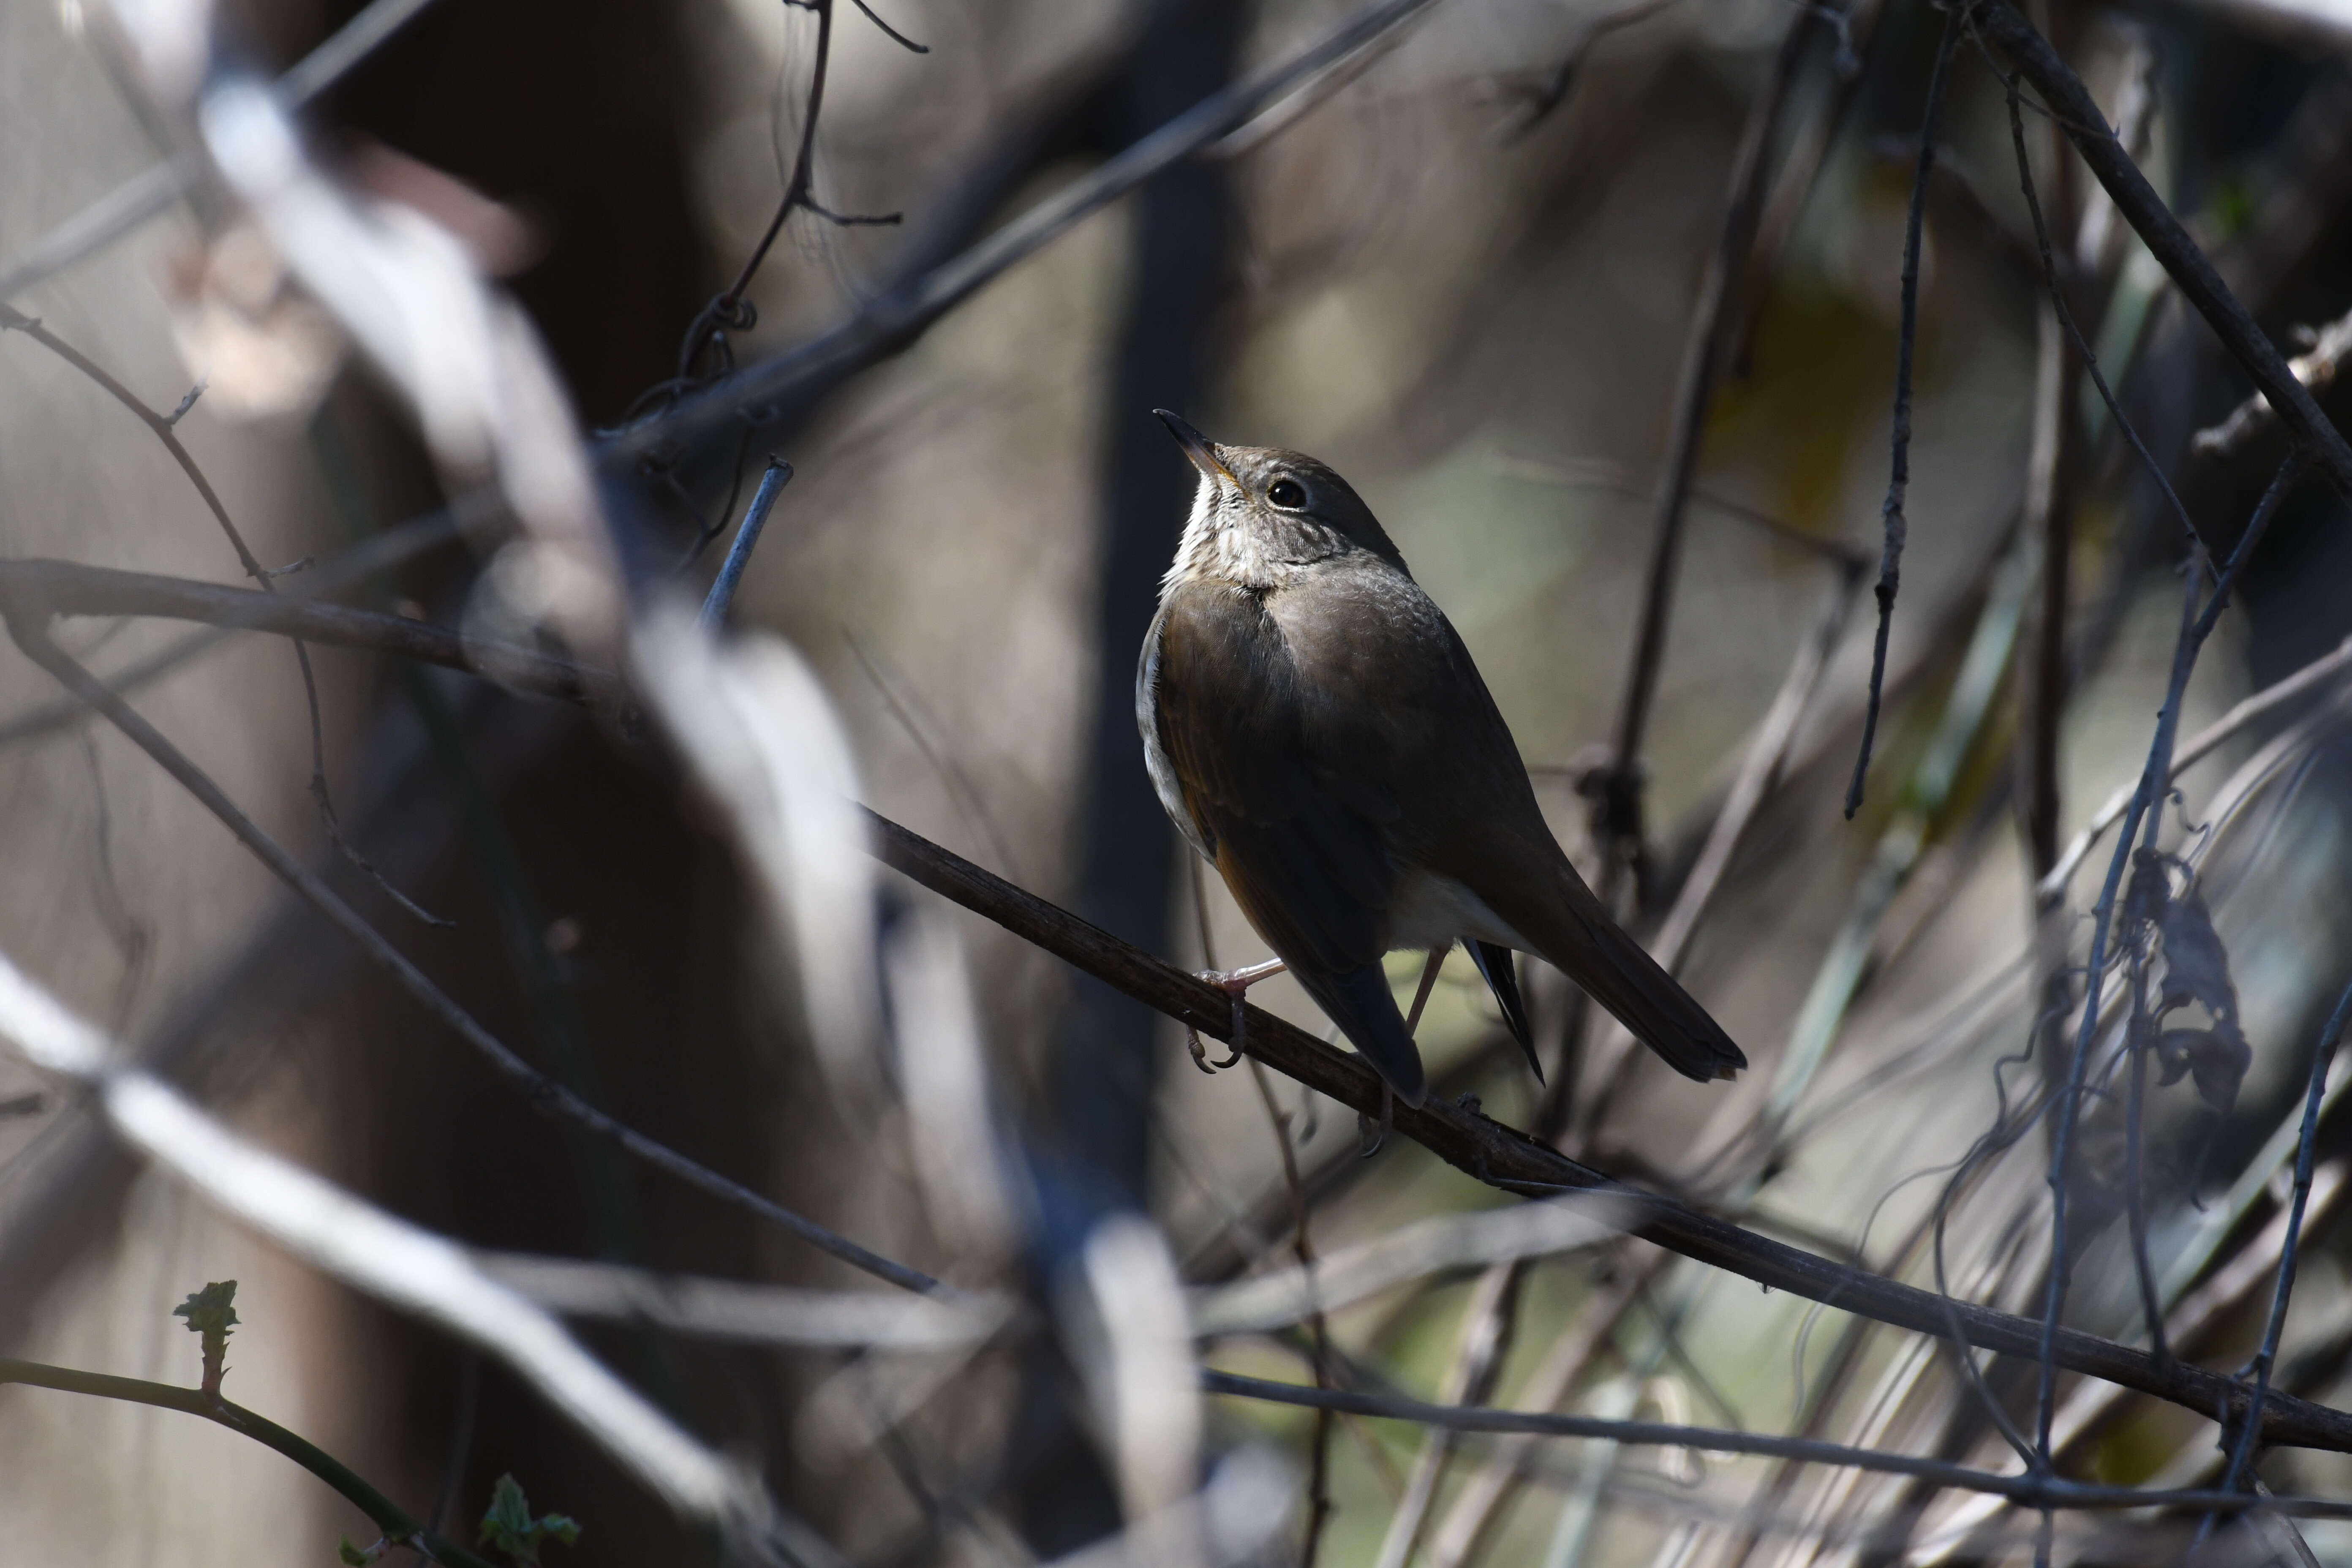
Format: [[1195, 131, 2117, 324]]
[[1970, 0, 2352, 505], [863, 810, 2352, 1452]]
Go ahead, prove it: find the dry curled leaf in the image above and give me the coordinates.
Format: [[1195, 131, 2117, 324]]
[[164, 221, 346, 421], [2153, 1026, 2254, 1114]]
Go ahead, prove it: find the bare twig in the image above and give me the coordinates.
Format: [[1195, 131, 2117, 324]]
[[699, 457, 792, 631], [1, 614, 945, 1300], [1845, 8, 1957, 818], [1244, 1056, 1335, 1565], [1600, 6, 1815, 879], [2202, 977, 2352, 1542], [0, 0, 447, 302], [2194, 302, 2352, 458], [610, 0, 1451, 463], [667, 0, 919, 395], [0, 961, 759, 1533], [0, 1357, 503, 1568], [0, 302, 447, 926], [478, 1254, 1013, 1348], [1966, 0, 2352, 503], [2031, 455, 2308, 1493], [1200, 1370, 2352, 1518], [1576, 559, 1865, 1136], [0, 558, 616, 708], [2040, 630, 2352, 903]]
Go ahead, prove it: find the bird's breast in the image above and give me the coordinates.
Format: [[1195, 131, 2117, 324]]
[[1385, 867, 1532, 954]]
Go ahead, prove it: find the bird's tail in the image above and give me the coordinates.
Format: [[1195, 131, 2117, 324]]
[[1554, 903, 1745, 1082], [1290, 961, 1428, 1107], [1465, 941, 1541, 1081]]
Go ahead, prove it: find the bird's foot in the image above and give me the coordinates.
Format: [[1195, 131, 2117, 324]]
[[1195, 959, 1285, 1067], [1358, 1081, 1394, 1159]]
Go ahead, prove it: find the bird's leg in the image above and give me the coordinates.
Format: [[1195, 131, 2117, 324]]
[[1196, 958, 1286, 1067], [1402, 947, 1447, 1035], [1200, 957, 1288, 991]]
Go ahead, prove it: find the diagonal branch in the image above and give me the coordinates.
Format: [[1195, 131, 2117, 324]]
[[0, 611, 944, 1302], [608, 0, 1447, 464], [861, 811, 2352, 1452], [1966, 0, 2352, 504]]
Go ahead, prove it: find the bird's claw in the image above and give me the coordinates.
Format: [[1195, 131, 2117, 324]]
[[1186, 1024, 1242, 1074]]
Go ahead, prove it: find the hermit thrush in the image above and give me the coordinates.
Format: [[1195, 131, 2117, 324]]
[[1140, 412, 1745, 1108]]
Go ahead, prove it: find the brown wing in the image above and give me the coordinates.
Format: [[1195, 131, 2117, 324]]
[[1266, 558, 1746, 1083], [1146, 576, 1426, 1102]]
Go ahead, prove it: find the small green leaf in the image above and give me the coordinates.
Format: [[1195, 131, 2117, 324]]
[[478, 1474, 581, 1565], [173, 1280, 240, 1395], [338, 1536, 385, 1565]]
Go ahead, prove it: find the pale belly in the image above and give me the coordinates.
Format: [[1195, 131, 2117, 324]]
[[1386, 868, 1532, 954]]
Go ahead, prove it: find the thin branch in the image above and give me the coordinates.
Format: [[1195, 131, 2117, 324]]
[[0, 302, 446, 926], [2194, 302, 2352, 458], [2000, 58, 2200, 554], [0, 0, 447, 302], [1491, 454, 1869, 570], [699, 457, 792, 630], [0, 1358, 502, 1568], [1966, 0, 2352, 502], [860, 809, 2352, 1450], [2206, 977, 2352, 1532], [1844, 8, 1957, 818], [609, 0, 1450, 463], [477, 1254, 1013, 1348], [2031, 455, 2308, 1488], [0, 558, 617, 708], [667, 0, 925, 394], [1199, 1371, 2352, 1518], [0, 495, 485, 752], [2040, 629, 2352, 904], [1600, 7, 1815, 876], [0, 613, 948, 1301], [1576, 558, 1865, 1135], [1244, 1056, 1335, 1566], [0, 972, 759, 1534]]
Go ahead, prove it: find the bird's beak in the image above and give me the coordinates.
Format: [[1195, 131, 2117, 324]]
[[1154, 409, 1235, 485]]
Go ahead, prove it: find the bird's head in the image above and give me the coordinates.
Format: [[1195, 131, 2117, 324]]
[[1154, 410, 1405, 584]]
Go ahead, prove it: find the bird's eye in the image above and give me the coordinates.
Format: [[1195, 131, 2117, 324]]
[[1267, 478, 1307, 509]]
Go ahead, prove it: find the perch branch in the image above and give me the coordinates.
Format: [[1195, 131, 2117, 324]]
[[861, 810, 2352, 1450]]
